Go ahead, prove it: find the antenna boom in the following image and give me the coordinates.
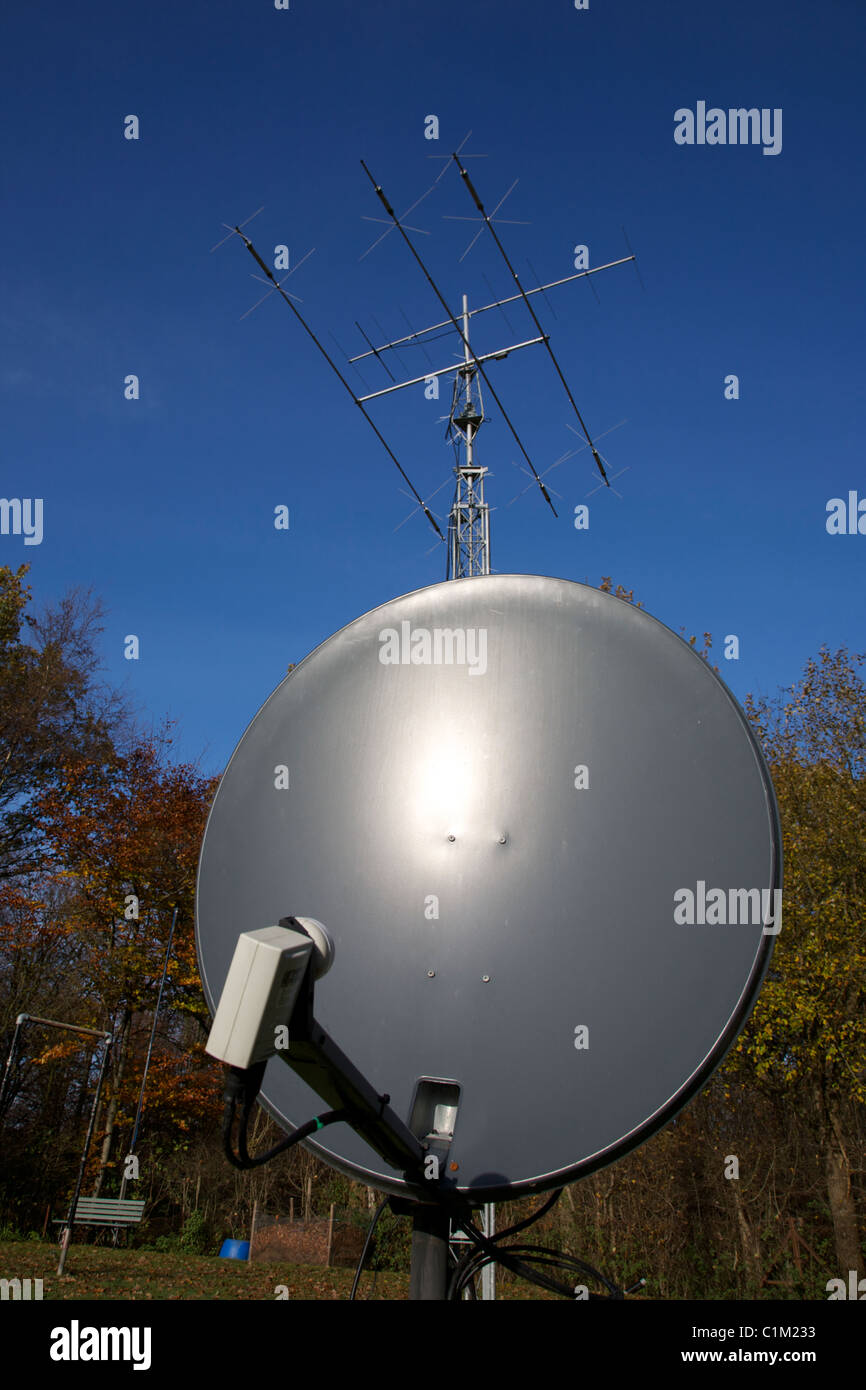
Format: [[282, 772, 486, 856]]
[[452, 153, 615, 487], [232, 225, 444, 543]]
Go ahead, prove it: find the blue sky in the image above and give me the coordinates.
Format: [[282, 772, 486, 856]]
[[2, 0, 864, 776]]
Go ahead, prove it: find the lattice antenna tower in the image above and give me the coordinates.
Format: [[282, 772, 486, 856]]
[[448, 293, 489, 579]]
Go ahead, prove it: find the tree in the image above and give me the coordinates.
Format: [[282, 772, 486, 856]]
[[730, 647, 866, 1273], [33, 725, 219, 1193], [0, 566, 130, 882]]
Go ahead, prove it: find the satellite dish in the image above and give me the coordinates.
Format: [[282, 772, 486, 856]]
[[196, 574, 781, 1203]]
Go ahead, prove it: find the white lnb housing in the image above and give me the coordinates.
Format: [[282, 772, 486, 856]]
[[205, 925, 313, 1070]]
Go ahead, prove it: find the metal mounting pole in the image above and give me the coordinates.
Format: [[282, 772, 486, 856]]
[[448, 294, 490, 580], [481, 1201, 496, 1300], [409, 1203, 451, 1300]]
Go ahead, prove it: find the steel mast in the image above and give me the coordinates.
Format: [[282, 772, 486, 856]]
[[448, 294, 490, 579]]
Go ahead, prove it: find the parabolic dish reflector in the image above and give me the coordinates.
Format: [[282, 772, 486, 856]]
[[196, 575, 781, 1201]]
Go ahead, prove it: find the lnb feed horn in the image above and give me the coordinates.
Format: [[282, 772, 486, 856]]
[[206, 919, 428, 1181], [205, 918, 335, 1070]]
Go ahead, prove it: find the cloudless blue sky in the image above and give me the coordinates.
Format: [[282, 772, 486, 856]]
[[2, 0, 864, 775]]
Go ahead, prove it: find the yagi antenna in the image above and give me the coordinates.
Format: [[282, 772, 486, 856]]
[[227, 224, 444, 544], [346, 257, 635, 365], [451, 152, 614, 489], [360, 160, 557, 530]]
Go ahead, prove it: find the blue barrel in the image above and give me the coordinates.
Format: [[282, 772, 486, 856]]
[[219, 1238, 250, 1260]]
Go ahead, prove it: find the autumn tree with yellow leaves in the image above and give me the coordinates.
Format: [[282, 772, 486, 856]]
[[728, 645, 866, 1273]]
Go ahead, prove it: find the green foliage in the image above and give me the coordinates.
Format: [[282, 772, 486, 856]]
[[734, 646, 866, 1105], [369, 1208, 411, 1272], [179, 1208, 211, 1254], [150, 1234, 181, 1253], [142, 1209, 212, 1256], [316, 1171, 356, 1211]]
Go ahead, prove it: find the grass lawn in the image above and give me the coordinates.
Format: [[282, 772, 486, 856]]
[[0, 1238, 571, 1299], [0, 1239, 409, 1300]]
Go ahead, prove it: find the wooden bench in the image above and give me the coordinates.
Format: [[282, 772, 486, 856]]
[[54, 1197, 146, 1230]]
